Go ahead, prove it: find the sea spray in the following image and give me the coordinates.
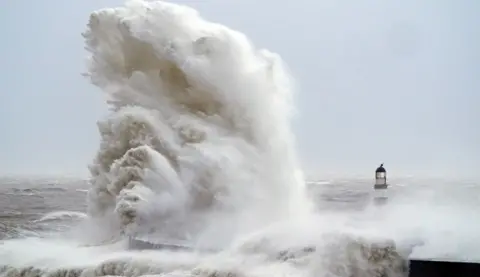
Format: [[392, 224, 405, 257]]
[[83, 0, 310, 246]]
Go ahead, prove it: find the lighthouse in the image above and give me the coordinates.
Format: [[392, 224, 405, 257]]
[[373, 163, 388, 204], [374, 163, 388, 189]]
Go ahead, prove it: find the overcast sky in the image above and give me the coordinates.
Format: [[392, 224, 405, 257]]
[[0, 0, 478, 178]]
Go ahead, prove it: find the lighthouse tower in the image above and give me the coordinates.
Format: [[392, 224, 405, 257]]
[[373, 163, 388, 204], [374, 163, 388, 190]]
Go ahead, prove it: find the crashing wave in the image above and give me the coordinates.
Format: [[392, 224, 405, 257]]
[[82, 0, 309, 245]]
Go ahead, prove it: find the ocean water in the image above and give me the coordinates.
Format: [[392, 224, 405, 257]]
[[1, 176, 479, 277], [1, 1, 479, 276]]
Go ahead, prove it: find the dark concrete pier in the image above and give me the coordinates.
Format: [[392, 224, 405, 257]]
[[409, 259, 480, 277]]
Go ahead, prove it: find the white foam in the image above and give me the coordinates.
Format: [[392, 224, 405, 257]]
[[80, 0, 312, 246], [0, 223, 408, 277], [33, 211, 88, 223]]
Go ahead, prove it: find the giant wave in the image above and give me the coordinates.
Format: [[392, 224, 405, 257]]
[[82, 0, 310, 246]]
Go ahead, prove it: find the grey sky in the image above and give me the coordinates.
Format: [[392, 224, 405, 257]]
[[0, 0, 478, 178]]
